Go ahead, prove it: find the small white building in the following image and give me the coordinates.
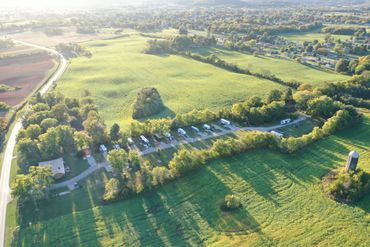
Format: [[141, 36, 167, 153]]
[[280, 118, 291, 125], [178, 128, 187, 136], [39, 158, 65, 179]]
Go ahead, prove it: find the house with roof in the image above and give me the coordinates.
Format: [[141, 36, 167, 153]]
[[39, 157, 65, 179]]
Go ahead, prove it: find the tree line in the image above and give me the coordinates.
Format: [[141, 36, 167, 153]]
[[128, 89, 295, 138], [103, 106, 361, 202], [17, 92, 108, 167]]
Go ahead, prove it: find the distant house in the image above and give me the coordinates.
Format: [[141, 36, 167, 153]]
[[39, 158, 65, 179]]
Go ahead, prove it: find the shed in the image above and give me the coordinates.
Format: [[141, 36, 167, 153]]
[[39, 157, 65, 179]]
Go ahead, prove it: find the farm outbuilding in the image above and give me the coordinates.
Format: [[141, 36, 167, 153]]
[[39, 157, 65, 179], [345, 151, 360, 172]]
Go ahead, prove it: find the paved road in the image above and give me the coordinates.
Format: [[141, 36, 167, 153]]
[[0, 41, 68, 247], [139, 116, 307, 155]]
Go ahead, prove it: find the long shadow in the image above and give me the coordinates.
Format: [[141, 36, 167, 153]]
[[137, 105, 176, 121]]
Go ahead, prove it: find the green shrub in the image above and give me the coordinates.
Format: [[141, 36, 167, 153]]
[[221, 194, 241, 211], [323, 168, 370, 203], [0, 101, 10, 112]]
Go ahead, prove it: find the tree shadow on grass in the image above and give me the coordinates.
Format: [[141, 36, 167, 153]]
[[137, 105, 176, 122]]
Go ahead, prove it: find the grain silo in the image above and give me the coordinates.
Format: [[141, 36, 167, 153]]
[[345, 151, 359, 173]]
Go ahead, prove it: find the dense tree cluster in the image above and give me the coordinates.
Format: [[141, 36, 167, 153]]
[[322, 26, 367, 36], [323, 168, 370, 203], [11, 166, 54, 205], [335, 56, 370, 75], [145, 35, 216, 54], [17, 92, 108, 166], [319, 72, 370, 109], [0, 101, 10, 112], [56, 43, 92, 58], [132, 87, 165, 119]]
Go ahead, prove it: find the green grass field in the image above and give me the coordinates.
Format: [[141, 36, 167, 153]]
[[192, 46, 349, 87], [282, 32, 352, 43], [57, 34, 285, 128], [12, 114, 370, 246]]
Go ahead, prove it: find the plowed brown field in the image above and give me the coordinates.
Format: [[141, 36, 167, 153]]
[[0, 53, 56, 106]]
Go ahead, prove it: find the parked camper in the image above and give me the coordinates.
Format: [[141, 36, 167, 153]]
[[271, 131, 283, 138], [140, 135, 150, 144], [203, 124, 211, 131], [280, 118, 291, 125], [191, 126, 200, 132], [178, 128, 187, 136], [164, 132, 173, 141], [99, 144, 107, 154], [127, 138, 134, 145], [220, 118, 231, 125]]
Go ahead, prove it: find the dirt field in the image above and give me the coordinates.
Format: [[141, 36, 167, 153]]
[[6, 27, 121, 47], [0, 44, 38, 56], [0, 53, 56, 106]]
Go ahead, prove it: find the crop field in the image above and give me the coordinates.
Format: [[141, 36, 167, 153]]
[[6, 27, 123, 47], [12, 114, 370, 247], [192, 47, 349, 87], [0, 44, 38, 56], [57, 34, 286, 128], [0, 52, 56, 106]]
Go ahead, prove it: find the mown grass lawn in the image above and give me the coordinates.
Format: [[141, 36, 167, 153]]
[[192, 46, 349, 88], [56, 34, 286, 129], [282, 32, 352, 43], [12, 114, 370, 247]]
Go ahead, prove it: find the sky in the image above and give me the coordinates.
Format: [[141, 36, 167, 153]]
[[1, 0, 146, 9]]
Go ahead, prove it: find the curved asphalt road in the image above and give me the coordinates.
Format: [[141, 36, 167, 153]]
[[0, 41, 68, 247]]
